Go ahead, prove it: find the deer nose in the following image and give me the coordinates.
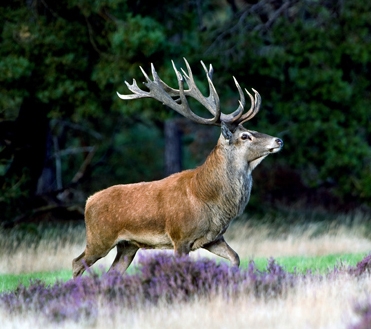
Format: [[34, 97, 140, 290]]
[[276, 138, 283, 147]]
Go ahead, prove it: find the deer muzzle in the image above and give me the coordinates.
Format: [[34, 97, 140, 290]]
[[269, 138, 283, 153]]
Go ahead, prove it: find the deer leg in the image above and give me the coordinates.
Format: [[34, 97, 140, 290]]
[[72, 250, 105, 278], [72, 239, 115, 278], [202, 236, 240, 267], [109, 241, 138, 274], [174, 241, 191, 257]]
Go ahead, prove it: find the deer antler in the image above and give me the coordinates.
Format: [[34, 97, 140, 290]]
[[117, 58, 261, 128]]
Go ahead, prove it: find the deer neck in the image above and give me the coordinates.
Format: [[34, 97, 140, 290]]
[[192, 141, 252, 221]]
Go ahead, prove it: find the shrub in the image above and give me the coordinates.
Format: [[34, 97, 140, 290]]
[[0, 254, 297, 323]]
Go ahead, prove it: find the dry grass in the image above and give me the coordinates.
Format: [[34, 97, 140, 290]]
[[0, 225, 85, 274], [1, 217, 371, 328], [1, 273, 369, 329], [95, 275, 368, 329], [224, 220, 371, 258], [1, 218, 371, 274]]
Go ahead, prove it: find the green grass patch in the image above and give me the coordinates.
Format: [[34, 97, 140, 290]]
[[0, 269, 72, 293], [242, 252, 368, 273], [0, 253, 367, 293]]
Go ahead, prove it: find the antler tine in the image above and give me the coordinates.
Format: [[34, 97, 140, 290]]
[[238, 88, 261, 125], [171, 60, 221, 125], [116, 66, 161, 101], [151, 63, 179, 97], [208, 63, 213, 80], [117, 79, 150, 100], [172, 61, 194, 118], [228, 77, 245, 122], [197, 60, 221, 123], [251, 88, 261, 117], [198, 63, 255, 126], [199, 60, 220, 107], [139, 66, 151, 83], [170, 58, 220, 124], [201, 75, 246, 126]]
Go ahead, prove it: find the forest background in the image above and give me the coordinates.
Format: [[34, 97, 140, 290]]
[[1, 0, 371, 227]]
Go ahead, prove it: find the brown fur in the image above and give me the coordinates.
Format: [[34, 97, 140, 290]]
[[73, 125, 282, 277]]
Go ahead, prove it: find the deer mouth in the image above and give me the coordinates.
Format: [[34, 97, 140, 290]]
[[269, 146, 281, 153]]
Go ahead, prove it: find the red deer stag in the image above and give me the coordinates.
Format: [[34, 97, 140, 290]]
[[72, 58, 283, 277]]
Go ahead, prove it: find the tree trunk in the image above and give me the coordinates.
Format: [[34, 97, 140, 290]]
[[0, 98, 50, 222], [164, 119, 182, 176], [36, 126, 57, 195]]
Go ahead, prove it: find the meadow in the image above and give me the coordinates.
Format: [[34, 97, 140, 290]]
[[1, 213, 371, 329]]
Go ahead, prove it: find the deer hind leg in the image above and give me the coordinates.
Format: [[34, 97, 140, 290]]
[[72, 250, 104, 278], [202, 236, 240, 267], [72, 242, 114, 278], [109, 241, 139, 274]]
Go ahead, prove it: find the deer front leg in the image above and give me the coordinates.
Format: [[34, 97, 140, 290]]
[[109, 241, 139, 274], [202, 236, 240, 267], [173, 241, 192, 257]]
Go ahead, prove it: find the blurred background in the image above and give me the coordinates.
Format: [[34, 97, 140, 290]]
[[0, 0, 370, 227]]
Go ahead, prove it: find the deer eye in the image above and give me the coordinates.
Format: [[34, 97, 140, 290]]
[[241, 133, 252, 141]]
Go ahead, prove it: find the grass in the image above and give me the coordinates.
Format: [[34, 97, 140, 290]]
[[0, 269, 72, 293], [1, 216, 371, 328], [1, 252, 368, 293], [247, 252, 369, 273], [1, 253, 371, 329]]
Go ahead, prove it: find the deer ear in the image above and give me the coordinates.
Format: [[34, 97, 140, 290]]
[[221, 121, 233, 141]]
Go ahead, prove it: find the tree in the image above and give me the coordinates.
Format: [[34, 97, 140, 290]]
[[203, 0, 371, 208], [1, 0, 371, 226], [0, 0, 206, 224]]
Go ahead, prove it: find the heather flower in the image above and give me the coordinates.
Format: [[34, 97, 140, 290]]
[[349, 298, 371, 329], [348, 254, 371, 277], [0, 254, 299, 323]]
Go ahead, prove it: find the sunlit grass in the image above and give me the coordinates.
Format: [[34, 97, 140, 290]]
[[1, 252, 368, 293], [1, 253, 371, 329], [0, 270, 72, 293], [1, 216, 371, 328], [247, 252, 368, 273], [0, 215, 370, 292]]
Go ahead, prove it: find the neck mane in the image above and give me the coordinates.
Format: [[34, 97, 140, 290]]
[[191, 139, 253, 220]]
